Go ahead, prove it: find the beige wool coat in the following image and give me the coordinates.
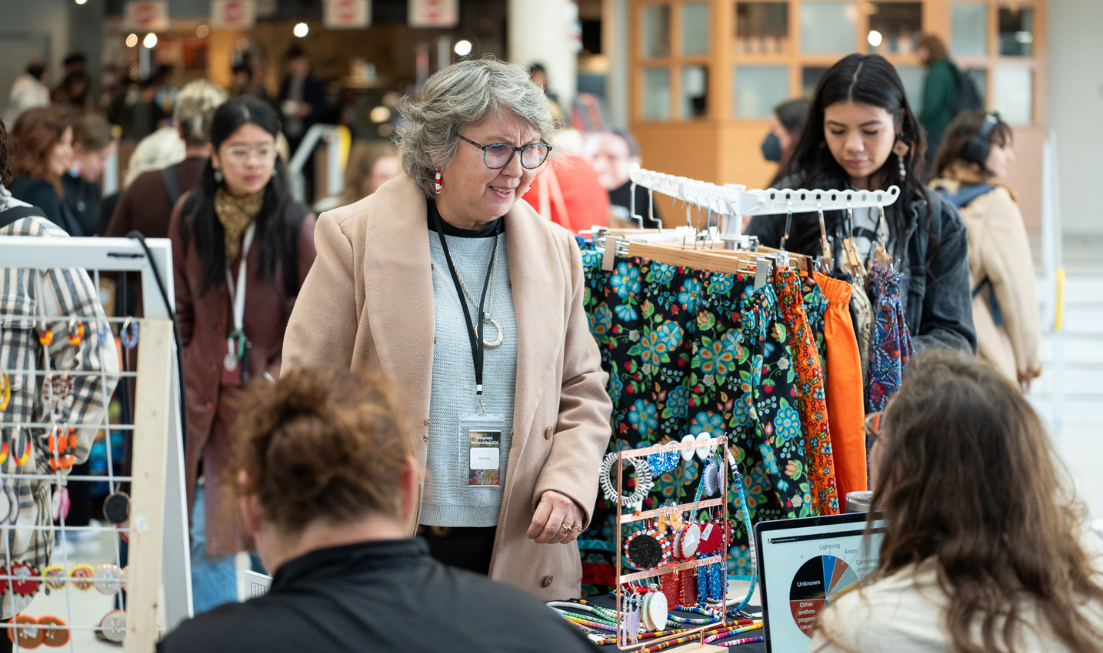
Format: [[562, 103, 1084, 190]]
[[930, 176, 1042, 383], [281, 174, 612, 600]]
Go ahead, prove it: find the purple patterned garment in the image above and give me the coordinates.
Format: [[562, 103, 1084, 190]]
[[865, 264, 914, 413]]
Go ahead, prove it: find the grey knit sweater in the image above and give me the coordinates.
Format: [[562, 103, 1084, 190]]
[[420, 230, 517, 527]]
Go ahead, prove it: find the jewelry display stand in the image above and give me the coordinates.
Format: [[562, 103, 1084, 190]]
[[614, 436, 729, 650], [0, 236, 190, 652]]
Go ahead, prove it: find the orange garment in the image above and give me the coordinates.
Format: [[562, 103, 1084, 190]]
[[776, 267, 839, 515], [522, 153, 609, 233], [815, 272, 867, 498]]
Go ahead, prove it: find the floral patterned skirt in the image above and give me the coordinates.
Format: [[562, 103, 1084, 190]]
[[577, 246, 820, 594]]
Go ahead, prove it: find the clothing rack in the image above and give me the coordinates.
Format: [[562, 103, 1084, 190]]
[[626, 163, 902, 241]]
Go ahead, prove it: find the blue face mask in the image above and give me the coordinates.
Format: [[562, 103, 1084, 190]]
[[761, 132, 783, 163]]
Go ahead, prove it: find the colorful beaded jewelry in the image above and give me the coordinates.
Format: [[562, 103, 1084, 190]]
[[625, 529, 671, 570], [99, 610, 126, 643], [13, 439, 32, 467], [647, 448, 679, 474], [66, 320, 84, 347], [696, 520, 724, 555], [41, 373, 75, 417], [702, 457, 720, 497], [42, 565, 66, 590], [37, 615, 69, 648], [93, 564, 122, 595], [644, 589, 668, 632], [68, 564, 95, 591], [96, 322, 111, 349], [9, 562, 39, 596], [8, 614, 43, 648], [120, 319, 139, 349], [0, 373, 10, 412], [46, 427, 76, 471], [37, 325, 54, 348], [103, 492, 130, 526], [599, 452, 653, 511]]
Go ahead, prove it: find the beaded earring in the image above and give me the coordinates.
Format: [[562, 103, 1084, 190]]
[[893, 140, 910, 180], [213, 169, 224, 184], [66, 320, 84, 347], [120, 319, 139, 350], [434, 167, 443, 194], [9, 562, 39, 596], [0, 373, 10, 412]]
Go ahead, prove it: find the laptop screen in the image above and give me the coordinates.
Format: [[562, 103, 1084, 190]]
[[754, 513, 886, 653]]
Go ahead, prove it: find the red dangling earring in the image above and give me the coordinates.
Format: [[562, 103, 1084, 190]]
[[434, 167, 443, 195]]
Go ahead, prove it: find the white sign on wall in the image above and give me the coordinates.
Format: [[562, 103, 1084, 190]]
[[409, 0, 458, 28], [325, 0, 371, 28], [125, 0, 170, 31], [211, 0, 256, 30]]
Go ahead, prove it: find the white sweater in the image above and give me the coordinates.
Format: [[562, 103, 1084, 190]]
[[809, 532, 1103, 653]]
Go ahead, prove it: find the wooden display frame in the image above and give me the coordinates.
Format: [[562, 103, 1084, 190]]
[[614, 436, 729, 649]]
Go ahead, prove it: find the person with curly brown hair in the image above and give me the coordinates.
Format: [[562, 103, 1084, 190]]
[[156, 368, 598, 653], [811, 349, 1103, 653]]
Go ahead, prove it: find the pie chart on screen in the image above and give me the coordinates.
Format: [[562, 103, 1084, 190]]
[[788, 555, 859, 637]]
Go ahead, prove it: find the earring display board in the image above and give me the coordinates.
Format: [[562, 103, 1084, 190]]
[[0, 235, 190, 651], [614, 436, 729, 649]]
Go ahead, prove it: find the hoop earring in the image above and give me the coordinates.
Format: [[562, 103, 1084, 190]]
[[434, 168, 442, 195], [213, 169, 224, 184]]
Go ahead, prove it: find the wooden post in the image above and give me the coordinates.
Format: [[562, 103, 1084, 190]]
[[125, 320, 174, 653]]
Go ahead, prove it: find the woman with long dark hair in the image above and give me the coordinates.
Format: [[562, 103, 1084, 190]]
[[811, 349, 1103, 652], [746, 54, 974, 352], [169, 96, 316, 614]]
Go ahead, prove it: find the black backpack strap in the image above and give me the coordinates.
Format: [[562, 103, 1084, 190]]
[[0, 205, 47, 231], [161, 164, 182, 207]]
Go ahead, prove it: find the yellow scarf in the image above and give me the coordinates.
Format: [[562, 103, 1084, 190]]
[[214, 188, 264, 261]]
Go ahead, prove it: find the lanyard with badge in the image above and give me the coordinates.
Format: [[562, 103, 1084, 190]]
[[430, 208, 505, 488], [222, 223, 255, 387]]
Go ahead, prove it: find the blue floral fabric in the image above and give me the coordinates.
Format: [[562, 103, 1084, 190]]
[[865, 264, 914, 413]]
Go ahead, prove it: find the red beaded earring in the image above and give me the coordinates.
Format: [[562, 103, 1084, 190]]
[[434, 167, 443, 194]]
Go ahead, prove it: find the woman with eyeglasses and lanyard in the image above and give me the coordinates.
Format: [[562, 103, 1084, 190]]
[[282, 59, 612, 600], [169, 96, 316, 614]]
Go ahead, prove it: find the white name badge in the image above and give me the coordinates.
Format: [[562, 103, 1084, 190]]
[[460, 413, 505, 488]]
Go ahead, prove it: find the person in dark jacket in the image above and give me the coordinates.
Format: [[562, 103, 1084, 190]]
[[62, 114, 116, 236], [8, 105, 79, 235], [277, 45, 328, 203], [746, 54, 975, 353], [157, 368, 598, 653], [917, 34, 958, 165]]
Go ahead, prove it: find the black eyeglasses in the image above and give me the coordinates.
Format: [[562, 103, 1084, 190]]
[[458, 135, 552, 170]]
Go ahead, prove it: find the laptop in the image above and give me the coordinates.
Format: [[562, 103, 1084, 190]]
[[753, 512, 886, 653]]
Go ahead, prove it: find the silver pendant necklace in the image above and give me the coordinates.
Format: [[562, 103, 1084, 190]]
[[449, 234, 504, 350]]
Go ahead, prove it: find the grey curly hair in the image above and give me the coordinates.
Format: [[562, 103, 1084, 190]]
[[396, 57, 557, 197]]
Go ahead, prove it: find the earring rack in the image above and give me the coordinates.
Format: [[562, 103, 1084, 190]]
[[0, 235, 190, 652], [614, 436, 729, 650], [626, 163, 902, 240]]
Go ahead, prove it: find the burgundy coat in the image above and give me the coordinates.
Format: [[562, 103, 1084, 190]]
[[169, 192, 317, 555]]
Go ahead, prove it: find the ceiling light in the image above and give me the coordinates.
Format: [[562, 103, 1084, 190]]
[[294, 22, 309, 38]]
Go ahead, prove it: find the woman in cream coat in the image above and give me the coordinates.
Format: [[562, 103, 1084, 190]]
[[281, 59, 612, 600]]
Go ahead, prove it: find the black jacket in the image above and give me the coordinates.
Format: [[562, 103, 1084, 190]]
[[157, 538, 598, 653], [9, 177, 81, 237], [746, 182, 976, 353], [61, 173, 102, 237]]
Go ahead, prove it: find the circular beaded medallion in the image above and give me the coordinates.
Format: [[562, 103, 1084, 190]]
[[599, 453, 653, 510], [625, 530, 670, 570], [8, 614, 42, 648], [93, 564, 122, 596], [42, 565, 66, 591], [68, 564, 95, 591], [38, 616, 69, 647], [99, 610, 126, 643], [10, 562, 39, 596], [647, 590, 669, 631]]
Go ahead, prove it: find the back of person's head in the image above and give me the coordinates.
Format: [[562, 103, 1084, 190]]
[[933, 110, 1013, 180], [11, 105, 74, 192], [26, 62, 47, 82], [231, 63, 253, 80], [123, 126, 185, 187], [917, 34, 949, 62], [873, 349, 1103, 653], [63, 53, 87, 70], [773, 98, 810, 137], [231, 369, 412, 532], [285, 44, 306, 62], [73, 114, 115, 153], [173, 80, 227, 148]]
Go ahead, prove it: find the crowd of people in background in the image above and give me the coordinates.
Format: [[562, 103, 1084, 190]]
[[0, 36, 1047, 631]]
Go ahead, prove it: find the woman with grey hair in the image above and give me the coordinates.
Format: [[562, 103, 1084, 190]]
[[282, 58, 612, 600]]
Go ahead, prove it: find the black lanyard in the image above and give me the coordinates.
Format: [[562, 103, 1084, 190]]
[[430, 208, 501, 406]]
